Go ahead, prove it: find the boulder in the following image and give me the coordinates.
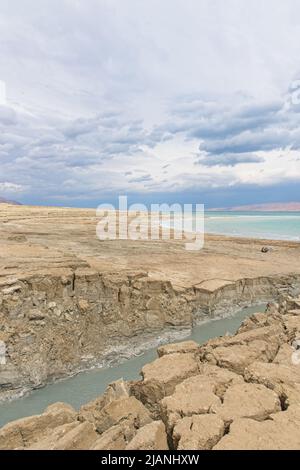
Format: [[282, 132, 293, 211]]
[[197, 364, 244, 398], [126, 421, 168, 450], [79, 379, 130, 424], [214, 405, 300, 450], [212, 383, 281, 423], [83, 396, 152, 434], [237, 311, 282, 333], [92, 419, 137, 450], [28, 421, 98, 450], [273, 343, 295, 366], [244, 361, 300, 390], [131, 353, 199, 409], [200, 342, 269, 375], [173, 414, 225, 450], [285, 297, 300, 312], [160, 376, 221, 432], [198, 325, 286, 374], [283, 315, 300, 339], [0, 402, 77, 450], [157, 341, 199, 357]]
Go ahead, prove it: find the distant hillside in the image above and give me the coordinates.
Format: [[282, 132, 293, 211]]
[[210, 202, 300, 212], [0, 197, 21, 205]]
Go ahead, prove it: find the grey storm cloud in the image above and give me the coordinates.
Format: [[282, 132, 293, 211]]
[[1, 0, 300, 205], [152, 90, 300, 167], [0, 106, 17, 125], [129, 174, 152, 183], [195, 153, 265, 167]]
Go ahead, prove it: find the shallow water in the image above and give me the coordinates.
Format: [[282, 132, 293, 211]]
[[0, 304, 266, 428], [205, 211, 300, 241]]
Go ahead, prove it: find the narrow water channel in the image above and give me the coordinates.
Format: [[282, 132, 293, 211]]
[[0, 304, 266, 428]]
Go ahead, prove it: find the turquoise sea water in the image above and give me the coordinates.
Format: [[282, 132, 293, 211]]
[[205, 211, 300, 241]]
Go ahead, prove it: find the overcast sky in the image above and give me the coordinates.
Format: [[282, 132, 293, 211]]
[[1, 0, 300, 207]]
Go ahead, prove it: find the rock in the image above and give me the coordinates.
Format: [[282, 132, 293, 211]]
[[287, 309, 300, 316], [157, 341, 199, 357], [81, 395, 151, 434], [285, 297, 300, 312], [160, 376, 221, 432], [8, 234, 27, 242], [276, 383, 300, 407], [201, 342, 269, 375], [92, 419, 137, 450], [79, 379, 130, 423], [126, 421, 168, 450], [214, 405, 300, 450], [198, 325, 286, 374], [27, 309, 46, 321], [244, 361, 300, 390], [131, 353, 199, 409], [27, 422, 78, 449], [273, 343, 295, 366], [261, 246, 270, 253], [265, 302, 279, 314], [2, 285, 22, 295], [29, 421, 98, 450], [173, 414, 225, 450], [0, 402, 77, 450], [212, 383, 281, 423], [78, 299, 89, 311], [0, 364, 22, 389], [283, 315, 300, 339], [202, 324, 286, 350], [237, 311, 282, 333], [197, 364, 244, 398]]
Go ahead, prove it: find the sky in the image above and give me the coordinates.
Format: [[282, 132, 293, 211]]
[[0, 0, 300, 208]]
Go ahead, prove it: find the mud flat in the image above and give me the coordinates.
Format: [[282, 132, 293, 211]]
[[1, 204, 300, 401]]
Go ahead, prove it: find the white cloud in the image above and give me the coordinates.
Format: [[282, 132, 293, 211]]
[[0, 0, 300, 205], [0, 182, 24, 192]]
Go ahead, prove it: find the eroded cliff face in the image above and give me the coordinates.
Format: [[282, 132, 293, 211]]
[[1, 296, 300, 450], [1, 267, 300, 401]]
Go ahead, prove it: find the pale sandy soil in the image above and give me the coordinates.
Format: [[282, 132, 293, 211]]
[[0, 203, 300, 291]]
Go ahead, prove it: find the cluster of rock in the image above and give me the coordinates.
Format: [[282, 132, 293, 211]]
[[1, 296, 300, 450]]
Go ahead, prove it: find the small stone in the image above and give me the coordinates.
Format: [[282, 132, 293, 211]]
[[78, 299, 89, 311]]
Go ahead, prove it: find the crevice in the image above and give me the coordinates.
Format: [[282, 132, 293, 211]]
[[71, 272, 76, 292], [279, 393, 289, 411]]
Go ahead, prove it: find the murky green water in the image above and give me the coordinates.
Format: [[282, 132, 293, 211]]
[[0, 304, 265, 428]]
